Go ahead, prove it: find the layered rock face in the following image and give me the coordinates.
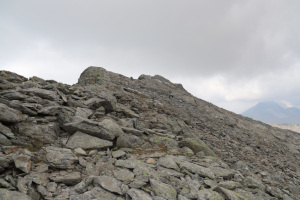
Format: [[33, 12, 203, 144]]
[[0, 67, 299, 200]]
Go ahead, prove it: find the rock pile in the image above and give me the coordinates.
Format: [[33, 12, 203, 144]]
[[0, 67, 299, 200]]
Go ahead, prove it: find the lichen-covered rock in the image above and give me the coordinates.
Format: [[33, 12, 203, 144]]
[[93, 176, 123, 195], [0, 188, 31, 200], [44, 146, 78, 169], [78, 66, 111, 85], [127, 188, 152, 200], [150, 179, 177, 200], [179, 138, 216, 157], [180, 161, 215, 179], [0, 103, 27, 123], [63, 116, 116, 141]]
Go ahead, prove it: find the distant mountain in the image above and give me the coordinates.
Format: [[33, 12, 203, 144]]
[[241, 101, 300, 124]]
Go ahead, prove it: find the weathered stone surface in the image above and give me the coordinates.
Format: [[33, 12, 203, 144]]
[[150, 179, 177, 200], [49, 171, 81, 185], [13, 155, 31, 173], [0, 103, 26, 123], [114, 169, 134, 182], [127, 188, 152, 200], [100, 118, 124, 138], [20, 88, 59, 101], [66, 131, 113, 150], [0, 134, 11, 145], [211, 167, 234, 178], [94, 176, 123, 195], [179, 138, 216, 157], [71, 186, 117, 200], [197, 189, 225, 200], [13, 122, 59, 145], [180, 161, 215, 179], [112, 150, 126, 158], [0, 70, 27, 83], [217, 181, 241, 190], [0, 188, 31, 200], [78, 66, 111, 85], [63, 116, 116, 141], [158, 155, 179, 171], [115, 160, 139, 169], [243, 176, 266, 190], [38, 106, 62, 115], [44, 146, 78, 169], [0, 122, 15, 138]]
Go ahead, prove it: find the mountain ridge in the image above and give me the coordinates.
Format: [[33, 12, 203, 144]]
[[0, 66, 299, 199], [242, 101, 300, 124]]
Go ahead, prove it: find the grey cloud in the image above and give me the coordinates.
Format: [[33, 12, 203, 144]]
[[1, 0, 300, 112]]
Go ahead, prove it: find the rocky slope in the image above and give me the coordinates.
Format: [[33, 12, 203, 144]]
[[0, 66, 299, 200]]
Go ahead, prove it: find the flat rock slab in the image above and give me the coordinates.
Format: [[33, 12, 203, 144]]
[[127, 188, 152, 200], [21, 88, 59, 101], [114, 168, 134, 182], [44, 146, 78, 169], [63, 117, 116, 141], [0, 103, 26, 123], [180, 161, 215, 179], [49, 171, 81, 185], [0, 188, 31, 200], [93, 176, 122, 195], [66, 131, 113, 150], [70, 186, 117, 200]]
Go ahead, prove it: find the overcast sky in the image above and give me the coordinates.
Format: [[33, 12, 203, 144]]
[[1, 0, 300, 113]]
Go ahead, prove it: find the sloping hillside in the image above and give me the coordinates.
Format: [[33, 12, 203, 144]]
[[0, 67, 299, 199]]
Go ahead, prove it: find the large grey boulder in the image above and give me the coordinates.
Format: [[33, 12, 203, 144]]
[[66, 131, 113, 150], [63, 116, 116, 141], [0, 188, 31, 200], [78, 66, 111, 85], [0, 103, 27, 123], [44, 146, 78, 169]]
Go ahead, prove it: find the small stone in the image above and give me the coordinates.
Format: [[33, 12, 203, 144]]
[[13, 155, 31, 174], [112, 150, 126, 159], [74, 148, 87, 156], [146, 158, 157, 164]]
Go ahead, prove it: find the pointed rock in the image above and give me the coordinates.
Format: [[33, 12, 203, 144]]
[[66, 131, 113, 150]]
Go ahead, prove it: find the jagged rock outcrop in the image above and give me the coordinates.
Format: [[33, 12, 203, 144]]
[[0, 66, 299, 199]]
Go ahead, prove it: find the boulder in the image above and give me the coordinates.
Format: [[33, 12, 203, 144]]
[[179, 138, 216, 157], [127, 188, 152, 200], [63, 116, 116, 141], [44, 146, 78, 169], [150, 179, 177, 200], [78, 66, 111, 85], [0, 188, 31, 200], [66, 131, 113, 150], [0, 103, 27, 123]]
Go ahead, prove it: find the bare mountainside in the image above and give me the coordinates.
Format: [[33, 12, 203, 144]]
[[0, 66, 299, 199]]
